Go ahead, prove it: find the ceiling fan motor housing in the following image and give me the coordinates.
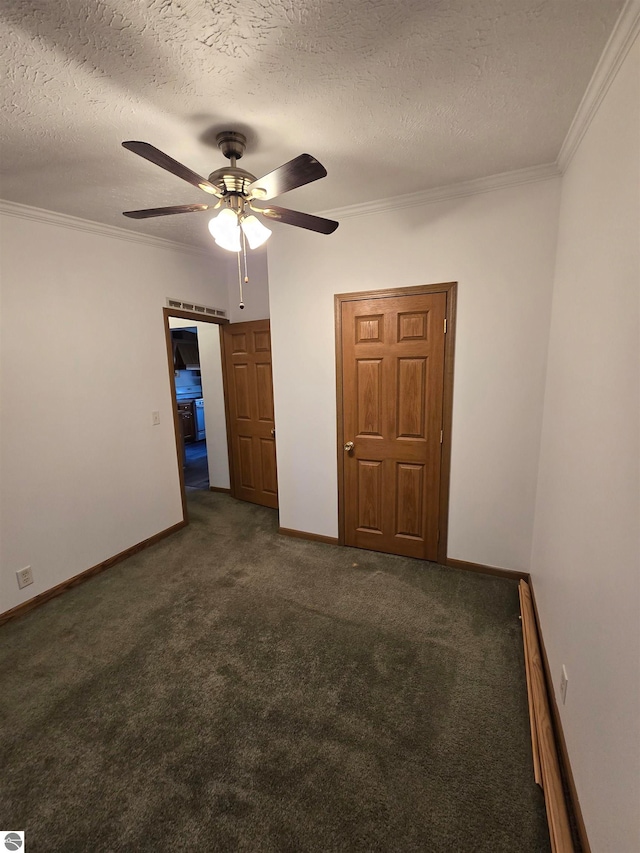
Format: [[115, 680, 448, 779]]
[[210, 132, 256, 202], [207, 166, 257, 198]]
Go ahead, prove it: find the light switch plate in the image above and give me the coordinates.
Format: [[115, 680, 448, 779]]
[[560, 665, 568, 704]]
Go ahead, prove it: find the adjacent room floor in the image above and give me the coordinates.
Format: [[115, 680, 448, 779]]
[[184, 439, 209, 491], [0, 492, 550, 852]]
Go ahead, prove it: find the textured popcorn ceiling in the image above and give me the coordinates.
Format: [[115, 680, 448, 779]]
[[0, 0, 624, 248]]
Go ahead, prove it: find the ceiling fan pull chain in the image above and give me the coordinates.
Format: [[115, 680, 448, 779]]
[[237, 248, 244, 310], [242, 229, 249, 287]]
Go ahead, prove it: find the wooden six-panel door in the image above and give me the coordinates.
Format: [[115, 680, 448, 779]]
[[340, 291, 447, 560], [222, 319, 278, 509]]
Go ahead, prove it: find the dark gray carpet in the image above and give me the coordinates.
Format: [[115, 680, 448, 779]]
[[0, 492, 550, 852]]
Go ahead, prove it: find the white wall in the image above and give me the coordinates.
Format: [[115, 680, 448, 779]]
[[0, 208, 228, 614], [531, 34, 640, 853], [225, 244, 270, 323], [267, 178, 561, 570], [195, 324, 231, 490], [168, 318, 230, 490]]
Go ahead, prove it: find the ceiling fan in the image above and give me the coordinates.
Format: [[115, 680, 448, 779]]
[[122, 131, 339, 252]]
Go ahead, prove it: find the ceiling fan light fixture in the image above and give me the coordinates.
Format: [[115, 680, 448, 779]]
[[214, 226, 242, 252], [208, 206, 237, 234], [122, 137, 338, 310], [208, 208, 242, 251], [240, 214, 272, 249]]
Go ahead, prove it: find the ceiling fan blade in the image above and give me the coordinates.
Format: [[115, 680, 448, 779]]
[[251, 203, 338, 234], [122, 141, 222, 197], [248, 154, 327, 200], [123, 203, 215, 219]]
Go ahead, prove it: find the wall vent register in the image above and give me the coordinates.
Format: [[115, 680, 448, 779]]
[[166, 298, 226, 318]]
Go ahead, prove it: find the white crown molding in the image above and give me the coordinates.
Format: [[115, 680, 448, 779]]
[[318, 163, 560, 221], [558, 0, 640, 172], [0, 199, 210, 257]]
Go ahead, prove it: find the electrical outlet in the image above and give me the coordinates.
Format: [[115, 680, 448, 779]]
[[560, 665, 568, 705], [16, 566, 33, 589], [152, 411, 161, 426]]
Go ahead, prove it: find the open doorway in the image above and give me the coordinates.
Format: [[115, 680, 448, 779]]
[[170, 324, 210, 491], [163, 306, 279, 524], [163, 307, 230, 522]]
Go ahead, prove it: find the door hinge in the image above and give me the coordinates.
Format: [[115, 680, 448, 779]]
[[440, 429, 443, 444], [444, 318, 447, 334]]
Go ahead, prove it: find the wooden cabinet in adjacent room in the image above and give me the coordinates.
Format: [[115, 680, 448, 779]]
[[177, 401, 196, 442]]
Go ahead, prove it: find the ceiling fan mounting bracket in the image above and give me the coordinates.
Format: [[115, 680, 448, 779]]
[[216, 131, 247, 162]]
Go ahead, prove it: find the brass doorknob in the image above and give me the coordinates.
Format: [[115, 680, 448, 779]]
[[344, 441, 354, 452]]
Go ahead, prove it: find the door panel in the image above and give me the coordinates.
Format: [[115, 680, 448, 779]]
[[356, 314, 384, 343], [397, 358, 426, 438], [398, 311, 428, 341], [231, 332, 247, 354], [396, 462, 424, 538], [357, 359, 383, 436], [233, 364, 251, 420], [254, 330, 271, 352], [237, 435, 256, 490], [222, 319, 278, 509], [259, 438, 278, 495], [357, 459, 383, 532], [341, 292, 446, 560], [255, 363, 275, 421]]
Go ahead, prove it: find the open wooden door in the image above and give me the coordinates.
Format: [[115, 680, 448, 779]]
[[337, 285, 455, 562], [221, 319, 278, 509]]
